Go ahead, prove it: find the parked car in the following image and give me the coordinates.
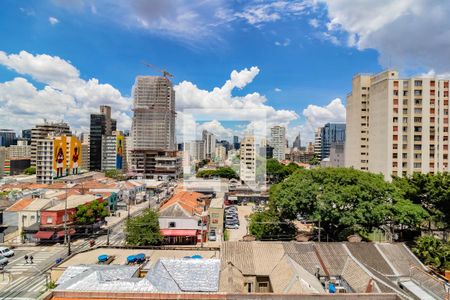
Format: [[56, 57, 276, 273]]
[[225, 215, 239, 222], [0, 247, 14, 258], [208, 230, 217, 241], [225, 223, 239, 229], [0, 255, 8, 268]]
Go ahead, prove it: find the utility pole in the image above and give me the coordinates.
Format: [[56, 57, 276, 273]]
[[106, 228, 110, 246], [201, 220, 204, 248]]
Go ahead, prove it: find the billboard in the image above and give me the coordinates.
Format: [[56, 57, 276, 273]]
[[70, 136, 82, 175], [116, 134, 124, 170], [53, 135, 67, 178]]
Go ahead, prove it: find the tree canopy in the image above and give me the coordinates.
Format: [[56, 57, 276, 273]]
[[412, 235, 450, 272], [196, 167, 239, 179], [105, 169, 125, 180], [73, 200, 109, 225], [249, 210, 296, 240], [393, 172, 450, 227], [23, 166, 36, 175], [266, 158, 302, 184], [253, 167, 427, 240], [125, 209, 163, 246]]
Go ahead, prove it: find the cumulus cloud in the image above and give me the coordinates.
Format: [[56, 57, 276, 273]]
[[309, 18, 319, 28], [274, 88, 282, 92], [275, 38, 291, 47], [0, 50, 131, 132], [49, 16, 59, 25], [320, 0, 450, 72], [302, 98, 346, 131]]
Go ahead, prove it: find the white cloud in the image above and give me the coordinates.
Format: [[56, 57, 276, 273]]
[[320, 0, 450, 72], [274, 38, 291, 47], [302, 98, 346, 134], [274, 88, 282, 92], [49, 16, 60, 25], [309, 18, 319, 28], [0, 50, 131, 132]]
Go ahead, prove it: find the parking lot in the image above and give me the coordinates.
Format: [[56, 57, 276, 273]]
[[228, 205, 252, 241]]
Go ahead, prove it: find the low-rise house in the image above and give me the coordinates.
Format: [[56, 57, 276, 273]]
[[158, 191, 211, 245], [35, 194, 103, 241]]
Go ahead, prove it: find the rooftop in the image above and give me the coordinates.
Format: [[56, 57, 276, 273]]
[[45, 194, 101, 211]]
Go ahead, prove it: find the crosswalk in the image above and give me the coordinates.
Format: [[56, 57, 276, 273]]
[[0, 273, 47, 299], [3, 247, 63, 276]]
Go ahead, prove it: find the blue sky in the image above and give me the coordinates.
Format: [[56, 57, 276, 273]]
[[0, 0, 449, 142]]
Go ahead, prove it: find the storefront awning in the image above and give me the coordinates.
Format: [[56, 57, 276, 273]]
[[34, 231, 55, 239], [56, 228, 76, 238], [160, 229, 197, 237]]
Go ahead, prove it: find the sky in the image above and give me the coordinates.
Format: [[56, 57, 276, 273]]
[[0, 0, 450, 143]]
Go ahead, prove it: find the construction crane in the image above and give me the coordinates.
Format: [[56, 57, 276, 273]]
[[141, 61, 174, 78]]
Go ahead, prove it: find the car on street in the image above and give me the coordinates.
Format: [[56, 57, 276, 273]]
[[0, 255, 8, 268], [0, 247, 14, 257], [208, 230, 217, 241], [225, 223, 239, 229]]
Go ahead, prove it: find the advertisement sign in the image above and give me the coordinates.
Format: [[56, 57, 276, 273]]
[[69, 137, 82, 175], [116, 134, 124, 170], [53, 135, 67, 178]]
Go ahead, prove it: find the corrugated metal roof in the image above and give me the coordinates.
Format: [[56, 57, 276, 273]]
[[221, 241, 255, 275], [283, 243, 325, 276], [341, 258, 372, 293], [251, 242, 285, 275], [315, 243, 349, 276], [376, 243, 423, 276], [346, 242, 394, 275]]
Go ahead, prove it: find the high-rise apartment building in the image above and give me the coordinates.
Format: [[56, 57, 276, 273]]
[[320, 123, 346, 160], [36, 135, 82, 184], [233, 135, 240, 150], [314, 127, 323, 160], [31, 121, 72, 167], [202, 130, 216, 160], [346, 70, 450, 179], [270, 126, 286, 161], [129, 76, 180, 179], [214, 145, 226, 162], [240, 135, 256, 184], [8, 140, 31, 158], [22, 129, 32, 145], [80, 133, 90, 171], [0, 129, 16, 147], [101, 131, 124, 171], [185, 140, 205, 162], [90, 106, 117, 171]]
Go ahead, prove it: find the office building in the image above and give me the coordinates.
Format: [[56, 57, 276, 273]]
[[240, 135, 256, 183], [101, 131, 124, 171], [0, 147, 7, 179], [233, 135, 240, 150], [320, 123, 346, 160], [36, 135, 82, 184], [214, 145, 226, 162], [22, 129, 32, 144], [80, 133, 90, 171], [270, 126, 286, 161], [129, 76, 180, 179], [90, 106, 117, 171], [293, 133, 301, 149], [202, 130, 216, 160], [346, 70, 450, 179], [31, 121, 72, 167], [0, 129, 16, 147]]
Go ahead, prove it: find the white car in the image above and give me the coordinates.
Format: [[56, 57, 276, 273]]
[[0, 247, 14, 257], [0, 255, 8, 268]]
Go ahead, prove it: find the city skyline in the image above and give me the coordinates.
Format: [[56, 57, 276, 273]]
[[1, 1, 449, 143]]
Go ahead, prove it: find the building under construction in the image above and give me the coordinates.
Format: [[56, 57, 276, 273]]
[[129, 76, 180, 179]]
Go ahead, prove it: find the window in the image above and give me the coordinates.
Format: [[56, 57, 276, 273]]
[[414, 162, 422, 168], [402, 153, 408, 159], [393, 144, 398, 149], [46, 216, 53, 224], [393, 108, 398, 114], [393, 153, 398, 159], [430, 108, 435, 114], [168, 222, 176, 228], [414, 99, 422, 105], [414, 90, 422, 96], [393, 117, 398, 122], [414, 80, 422, 87], [414, 153, 422, 159], [393, 126, 398, 131], [430, 90, 435, 96], [393, 99, 398, 105], [414, 117, 422, 122], [445, 82, 449, 88], [393, 135, 398, 141], [414, 126, 422, 132], [403, 108, 408, 114], [414, 145, 422, 150], [414, 108, 422, 114], [414, 135, 422, 141], [403, 90, 408, 96], [445, 91, 449, 97], [431, 80, 435, 87], [393, 90, 398, 96]]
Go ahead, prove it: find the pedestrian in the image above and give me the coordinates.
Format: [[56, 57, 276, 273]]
[[24, 254, 28, 264], [29, 255, 34, 264]]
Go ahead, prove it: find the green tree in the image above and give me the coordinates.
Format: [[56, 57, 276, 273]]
[[266, 159, 301, 184], [23, 166, 36, 175], [249, 210, 296, 240], [393, 173, 450, 227], [269, 168, 426, 239], [73, 200, 109, 225], [412, 235, 450, 271], [125, 209, 163, 246], [196, 167, 238, 179], [104, 169, 125, 180]]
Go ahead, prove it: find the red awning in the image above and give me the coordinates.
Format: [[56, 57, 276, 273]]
[[160, 229, 197, 237], [56, 229, 76, 238], [34, 231, 55, 239]]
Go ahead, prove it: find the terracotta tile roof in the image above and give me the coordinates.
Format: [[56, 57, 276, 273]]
[[160, 191, 206, 215], [54, 189, 82, 200], [5, 197, 33, 212]]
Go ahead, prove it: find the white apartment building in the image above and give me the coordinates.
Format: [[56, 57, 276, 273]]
[[270, 126, 286, 161], [202, 130, 216, 160], [346, 70, 449, 180], [314, 127, 323, 160], [8, 140, 31, 158], [31, 121, 71, 166], [102, 131, 124, 171], [185, 140, 205, 162], [239, 136, 256, 183], [214, 145, 226, 162]]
